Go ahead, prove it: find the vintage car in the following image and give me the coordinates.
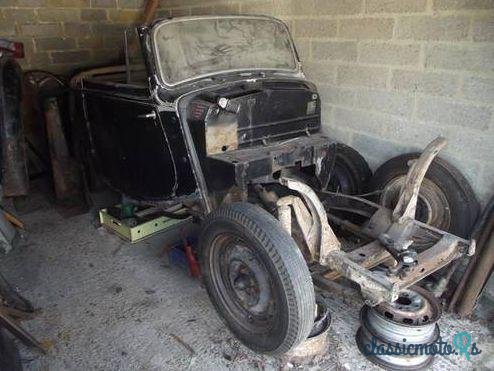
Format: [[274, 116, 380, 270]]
[[71, 15, 477, 361]]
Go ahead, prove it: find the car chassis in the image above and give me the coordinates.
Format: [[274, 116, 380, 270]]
[[219, 132, 474, 306], [283, 137, 474, 306]]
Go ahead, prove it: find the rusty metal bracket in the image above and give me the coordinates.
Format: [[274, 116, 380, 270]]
[[279, 177, 341, 264], [373, 137, 451, 269], [325, 250, 400, 305], [324, 232, 470, 305], [392, 136, 447, 223], [277, 195, 318, 259]]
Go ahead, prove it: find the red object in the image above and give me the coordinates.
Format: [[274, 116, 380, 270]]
[[183, 238, 201, 278], [0, 40, 24, 58], [12, 42, 24, 58]]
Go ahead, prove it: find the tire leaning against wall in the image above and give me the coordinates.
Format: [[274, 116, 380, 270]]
[[368, 153, 480, 238]]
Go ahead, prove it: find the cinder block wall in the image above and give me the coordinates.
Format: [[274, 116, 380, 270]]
[[1, 1, 133, 74], [0, 0, 493, 203]]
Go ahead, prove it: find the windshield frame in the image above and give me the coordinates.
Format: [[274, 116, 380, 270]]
[[151, 15, 301, 88]]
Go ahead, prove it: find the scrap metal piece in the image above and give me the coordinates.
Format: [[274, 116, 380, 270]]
[[0, 306, 45, 353], [320, 136, 472, 304], [449, 196, 494, 316], [322, 240, 394, 281], [456, 229, 493, 317], [392, 136, 447, 223], [0, 272, 44, 353], [277, 195, 317, 259], [284, 296, 331, 363], [326, 250, 399, 305], [377, 137, 447, 271], [356, 286, 441, 370], [280, 177, 340, 264], [325, 232, 470, 305], [280, 145, 471, 305]]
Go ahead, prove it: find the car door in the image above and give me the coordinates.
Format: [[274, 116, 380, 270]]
[[82, 84, 178, 201]]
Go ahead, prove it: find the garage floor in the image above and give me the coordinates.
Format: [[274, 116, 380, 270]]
[[0, 195, 492, 370]]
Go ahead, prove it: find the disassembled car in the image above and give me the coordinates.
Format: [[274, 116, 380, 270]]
[[70, 16, 479, 368]]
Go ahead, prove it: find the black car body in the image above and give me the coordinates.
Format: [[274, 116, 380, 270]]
[[72, 15, 336, 214]]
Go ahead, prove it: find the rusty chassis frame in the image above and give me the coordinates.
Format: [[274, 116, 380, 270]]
[[274, 137, 474, 306]]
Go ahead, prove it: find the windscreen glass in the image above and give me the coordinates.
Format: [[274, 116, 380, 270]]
[[153, 17, 297, 85]]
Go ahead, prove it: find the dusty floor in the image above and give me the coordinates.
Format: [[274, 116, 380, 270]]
[[0, 197, 492, 370]]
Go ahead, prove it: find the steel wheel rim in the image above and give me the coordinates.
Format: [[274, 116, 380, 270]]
[[356, 287, 441, 370], [208, 232, 277, 334], [375, 287, 440, 326]]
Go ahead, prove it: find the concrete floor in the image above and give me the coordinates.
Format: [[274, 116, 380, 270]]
[[0, 197, 492, 370]]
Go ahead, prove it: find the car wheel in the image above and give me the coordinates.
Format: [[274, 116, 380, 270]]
[[200, 202, 315, 355], [368, 154, 479, 238], [327, 144, 372, 195]]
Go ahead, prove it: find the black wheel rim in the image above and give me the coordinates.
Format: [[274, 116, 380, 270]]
[[209, 232, 277, 334]]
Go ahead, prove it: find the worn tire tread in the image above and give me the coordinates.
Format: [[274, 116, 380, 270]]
[[368, 153, 480, 238], [329, 143, 372, 194], [200, 202, 315, 355]]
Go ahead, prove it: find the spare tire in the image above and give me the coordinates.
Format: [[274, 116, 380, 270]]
[[327, 144, 372, 195], [368, 154, 479, 238]]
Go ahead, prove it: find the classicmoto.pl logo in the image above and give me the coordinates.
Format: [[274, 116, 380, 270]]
[[361, 331, 482, 360]]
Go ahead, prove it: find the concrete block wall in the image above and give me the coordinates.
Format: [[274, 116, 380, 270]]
[[0, 0, 146, 74], [0, 0, 492, 203], [158, 0, 494, 204]]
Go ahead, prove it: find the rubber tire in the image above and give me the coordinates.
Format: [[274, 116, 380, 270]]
[[368, 154, 480, 238], [200, 202, 315, 355], [328, 143, 372, 195]]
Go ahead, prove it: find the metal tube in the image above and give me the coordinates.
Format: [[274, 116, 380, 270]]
[[456, 228, 494, 317], [448, 196, 494, 314]]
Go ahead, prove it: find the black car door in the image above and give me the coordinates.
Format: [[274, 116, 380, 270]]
[[82, 84, 177, 201]]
